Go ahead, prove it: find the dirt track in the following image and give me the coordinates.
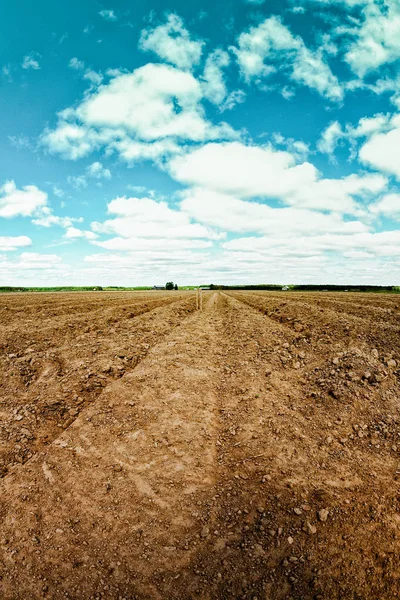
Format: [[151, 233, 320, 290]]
[[1, 290, 400, 599]]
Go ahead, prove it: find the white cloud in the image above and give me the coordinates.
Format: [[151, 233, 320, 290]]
[[369, 193, 400, 218], [42, 63, 237, 162], [358, 115, 400, 178], [92, 237, 212, 251], [0, 180, 47, 218], [169, 141, 316, 199], [201, 49, 230, 105], [42, 123, 99, 160], [232, 16, 342, 100], [22, 53, 41, 70], [344, 2, 400, 77], [180, 188, 367, 237], [53, 186, 65, 198], [69, 57, 85, 70], [99, 9, 117, 21], [223, 229, 400, 258], [91, 195, 224, 241], [139, 14, 204, 71], [0, 236, 32, 251], [67, 175, 88, 189], [11, 253, 63, 270], [83, 70, 103, 85], [31, 205, 83, 228], [64, 227, 98, 240], [169, 141, 387, 214], [68, 58, 103, 86], [86, 161, 111, 179], [317, 122, 343, 154]]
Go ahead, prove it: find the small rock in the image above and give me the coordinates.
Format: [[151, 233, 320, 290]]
[[332, 358, 340, 365], [201, 526, 210, 538], [371, 349, 379, 358], [306, 521, 317, 535], [265, 369, 272, 377], [293, 362, 301, 370], [387, 359, 397, 368], [287, 536, 294, 545], [293, 507, 302, 515], [318, 509, 329, 522]]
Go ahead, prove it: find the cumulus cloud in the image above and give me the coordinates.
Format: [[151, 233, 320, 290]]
[[358, 115, 400, 178], [139, 14, 204, 70], [232, 16, 343, 101], [91, 195, 224, 241], [0, 181, 47, 218], [169, 141, 387, 214], [344, 2, 400, 77], [41, 63, 237, 163], [180, 188, 367, 237], [0, 236, 32, 251]]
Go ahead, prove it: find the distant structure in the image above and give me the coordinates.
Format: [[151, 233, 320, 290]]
[[282, 286, 289, 291], [200, 286, 210, 290], [153, 285, 164, 290]]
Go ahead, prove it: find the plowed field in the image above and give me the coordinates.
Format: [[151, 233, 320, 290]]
[[1, 290, 400, 599]]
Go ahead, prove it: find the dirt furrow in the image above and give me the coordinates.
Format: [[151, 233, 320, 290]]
[[0, 293, 223, 599], [0, 294, 196, 479]]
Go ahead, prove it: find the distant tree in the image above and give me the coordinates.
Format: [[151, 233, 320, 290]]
[[166, 281, 174, 290], [174, 284, 178, 290]]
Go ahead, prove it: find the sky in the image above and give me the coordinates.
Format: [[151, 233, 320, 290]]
[[1, 0, 400, 286]]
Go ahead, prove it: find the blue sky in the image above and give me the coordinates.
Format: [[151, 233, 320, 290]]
[[1, 0, 400, 285]]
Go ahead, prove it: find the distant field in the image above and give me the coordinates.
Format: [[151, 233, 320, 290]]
[[0, 286, 199, 293]]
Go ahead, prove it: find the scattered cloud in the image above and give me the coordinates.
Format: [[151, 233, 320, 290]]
[[69, 57, 85, 70], [317, 121, 344, 154], [344, 2, 400, 77], [86, 161, 111, 179], [8, 135, 33, 151], [22, 53, 41, 70], [67, 175, 88, 189], [68, 58, 103, 86], [99, 9, 117, 21], [139, 14, 204, 71], [232, 16, 343, 101]]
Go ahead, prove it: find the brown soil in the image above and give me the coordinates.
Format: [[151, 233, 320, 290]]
[[1, 290, 400, 599]]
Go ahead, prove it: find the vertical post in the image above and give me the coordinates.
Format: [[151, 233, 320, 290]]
[[196, 287, 199, 310], [200, 287, 203, 311]]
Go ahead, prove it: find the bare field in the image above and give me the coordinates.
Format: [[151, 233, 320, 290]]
[[1, 290, 400, 599]]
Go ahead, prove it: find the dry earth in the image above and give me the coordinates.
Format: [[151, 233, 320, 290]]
[[1, 289, 400, 599]]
